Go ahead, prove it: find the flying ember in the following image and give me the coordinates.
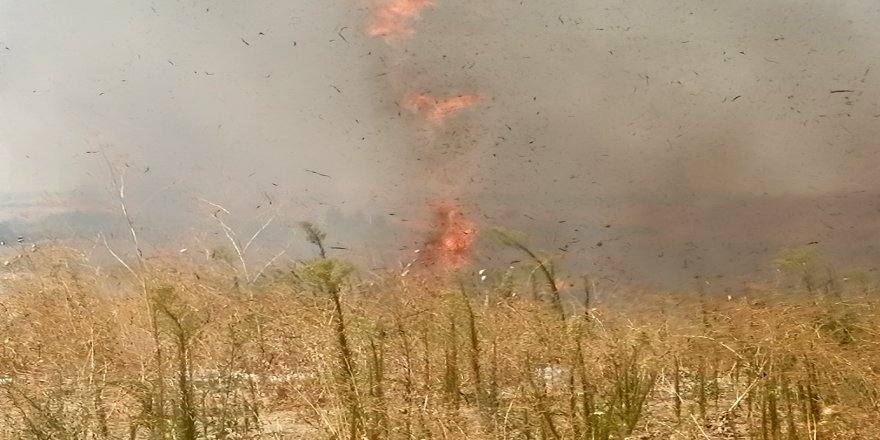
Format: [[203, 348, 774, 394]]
[[405, 93, 482, 122], [366, 0, 434, 40], [422, 202, 476, 269]]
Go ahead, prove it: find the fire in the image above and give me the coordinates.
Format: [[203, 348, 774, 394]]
[[422, 202, 476, 269], [366, 0, 434, 40], [364, 1, 482, 272], [405, 93, 481, 122]]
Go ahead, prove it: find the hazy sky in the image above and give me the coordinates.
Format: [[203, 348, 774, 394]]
[[2, 0, 879, 285]]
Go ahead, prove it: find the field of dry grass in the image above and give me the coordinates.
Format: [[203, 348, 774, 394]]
[[0, 243, 878, 439]]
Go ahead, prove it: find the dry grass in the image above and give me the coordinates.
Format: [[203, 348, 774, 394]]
[[0, 245, 878, 439]]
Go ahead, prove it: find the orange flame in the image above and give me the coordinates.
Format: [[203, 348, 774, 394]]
[[422, 202, 476, 269], [366, 0, 434, 40], [405, 93, 481, 122]]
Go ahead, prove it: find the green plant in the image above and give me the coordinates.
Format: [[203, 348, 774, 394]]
[[492, 227, 564, 320], [296, 222, 362, 439]]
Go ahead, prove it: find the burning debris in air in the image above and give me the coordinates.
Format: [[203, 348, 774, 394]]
[[405, 93, 482, 122], [366, 0, 482, 270], [422, 202, 476, 269], [366, 0, 434, 40]]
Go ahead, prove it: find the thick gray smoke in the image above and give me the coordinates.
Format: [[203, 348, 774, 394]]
[[2, 0, 879, 286]]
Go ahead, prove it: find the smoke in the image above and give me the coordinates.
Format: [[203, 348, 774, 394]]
[[2, 0, 880, 285], [359, 0, 880, 284]]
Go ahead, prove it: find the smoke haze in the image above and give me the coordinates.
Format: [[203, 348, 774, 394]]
[[2, 0, 879, 286]]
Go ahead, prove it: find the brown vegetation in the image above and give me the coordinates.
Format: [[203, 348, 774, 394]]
[[0, 243, 878, 439]]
